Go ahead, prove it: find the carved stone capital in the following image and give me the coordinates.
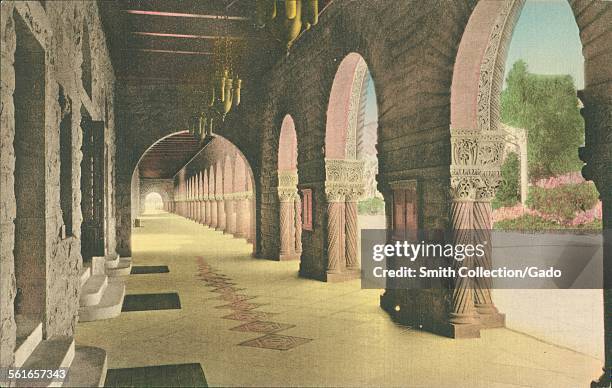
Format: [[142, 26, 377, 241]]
[[325, 159, 365, 202], [278, 171, 298, 188], [278, 187, 298, 202], [450, 128, 504, 201], [325, 183, 347, 203]]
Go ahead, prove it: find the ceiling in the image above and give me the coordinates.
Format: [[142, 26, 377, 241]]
[[138, 131, 203, 178], [99, 1, 329, 179], [98, 0, 280, 83]]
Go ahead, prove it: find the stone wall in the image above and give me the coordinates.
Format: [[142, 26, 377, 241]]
[[0, 1, 116, 366]]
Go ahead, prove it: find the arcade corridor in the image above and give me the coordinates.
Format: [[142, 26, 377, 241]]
[[75, 211, 601, 387], [1, 1, 611, 386]]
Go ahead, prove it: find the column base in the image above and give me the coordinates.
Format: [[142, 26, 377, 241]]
[[478, 312, 506, 328], [278, 252, 300, 261], [475, 303, 505, 328], [438, 322, 481, 339], [324, 268, 361, 283]]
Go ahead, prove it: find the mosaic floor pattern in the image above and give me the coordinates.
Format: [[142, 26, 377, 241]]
[[196, 256, 313, 351]]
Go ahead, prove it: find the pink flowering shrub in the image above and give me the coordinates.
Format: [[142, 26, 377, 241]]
[[492, 176, 602, 229], [533, 171, 585, 189]]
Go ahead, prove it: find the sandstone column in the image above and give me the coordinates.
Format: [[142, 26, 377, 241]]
[[205, 197, 212, 226], [345, 191, 360, 270], [211, 197, 218, 228], [294, 196, 302, 256], [278, 172, 298, 260], [225, 195, 236, 234], [234, 194, 248, 239], [216, 195, 226, 231], [325, 188, 344, 274], [278, 192, 296, 260], [245, 194, 254, 243], [473, 200, 504, 327], [448, 200, 478, 329]]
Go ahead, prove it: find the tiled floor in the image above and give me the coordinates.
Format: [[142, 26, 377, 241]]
[[75, 211, 604, 387]]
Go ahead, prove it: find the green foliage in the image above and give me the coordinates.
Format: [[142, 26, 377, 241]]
[[501, 60, 584, 179], [526, 182, 599, 222], [494, 214, 602, 232], [494, 214, 561, 231], [358, 197, 385, 215], [492, 152, 520, 209]]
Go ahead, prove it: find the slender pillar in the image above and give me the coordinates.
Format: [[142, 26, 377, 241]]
[[345, 195, 359, 269], [216, 196, 226, 231], [211, 198, 218, 228], [225, 197, 235, 234], [294, 197, 302, 255], [245, 195, 254, 243], [473, 200, 505, 327], [200, 199, 206, 224], [235, 196, 248, 239], [325, 189, 344, 275], [205, 199, 212, 226], [448, 200, 479, 329], [278, 194, 296, 260]]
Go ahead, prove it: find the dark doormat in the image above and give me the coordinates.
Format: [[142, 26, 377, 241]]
[[122, 293, 181, 312], [130, 265, 170, 274], [105, 363, 207, 387]]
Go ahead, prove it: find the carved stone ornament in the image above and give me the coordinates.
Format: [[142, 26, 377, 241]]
[[345, 60, 368, 159], [450, 129, 504, 201], [277, 171, 299, 189], [476, 0, 525, 132], [325, 159, 365, 202]]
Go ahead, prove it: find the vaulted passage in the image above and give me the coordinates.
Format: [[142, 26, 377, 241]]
[[1, 1, 611, 387]]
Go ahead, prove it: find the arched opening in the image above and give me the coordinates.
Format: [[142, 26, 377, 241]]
[[166, 135, 256, 247], [311, 52, 383, 282], [449, 0, 607, 373], [276, 115, 301, 261], [143, 192, 164, 214]]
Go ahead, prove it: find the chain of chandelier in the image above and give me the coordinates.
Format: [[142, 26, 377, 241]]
[[190, 14, 243, 143], [190, 0, 320, 143]]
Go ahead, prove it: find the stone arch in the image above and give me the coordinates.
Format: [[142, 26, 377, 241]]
[[446, 2, 612, 368], [275, 114, 302, 261], [318, 52, 373, 282], [325, 52, 369, 160], [143, 192, 163, 213], [138, 178, 173, 215]]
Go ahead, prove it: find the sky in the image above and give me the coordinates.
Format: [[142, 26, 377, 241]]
[[504, 0, 584, 89], [363, 0, 584, 123]]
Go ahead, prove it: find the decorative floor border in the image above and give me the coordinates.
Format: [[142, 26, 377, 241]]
[[196, 257, 313, 351]]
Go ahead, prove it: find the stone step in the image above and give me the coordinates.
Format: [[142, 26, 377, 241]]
[[78, 279, 125, 322], [105, 258, 132, 277], [15, 336, 75, 387], [14, 317, 43, 367], [79, 265, 91, 288], [104, 253, 120, 269], [64, 345, 107, 387], [79, 275, 109, 307]]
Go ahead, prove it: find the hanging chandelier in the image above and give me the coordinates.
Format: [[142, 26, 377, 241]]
[[190, 15, 244, 143], [256, 0, 319, 49]]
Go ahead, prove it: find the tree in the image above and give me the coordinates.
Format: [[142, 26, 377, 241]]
[[493, 152, 520, 209], [501, 60, 584, 179]]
